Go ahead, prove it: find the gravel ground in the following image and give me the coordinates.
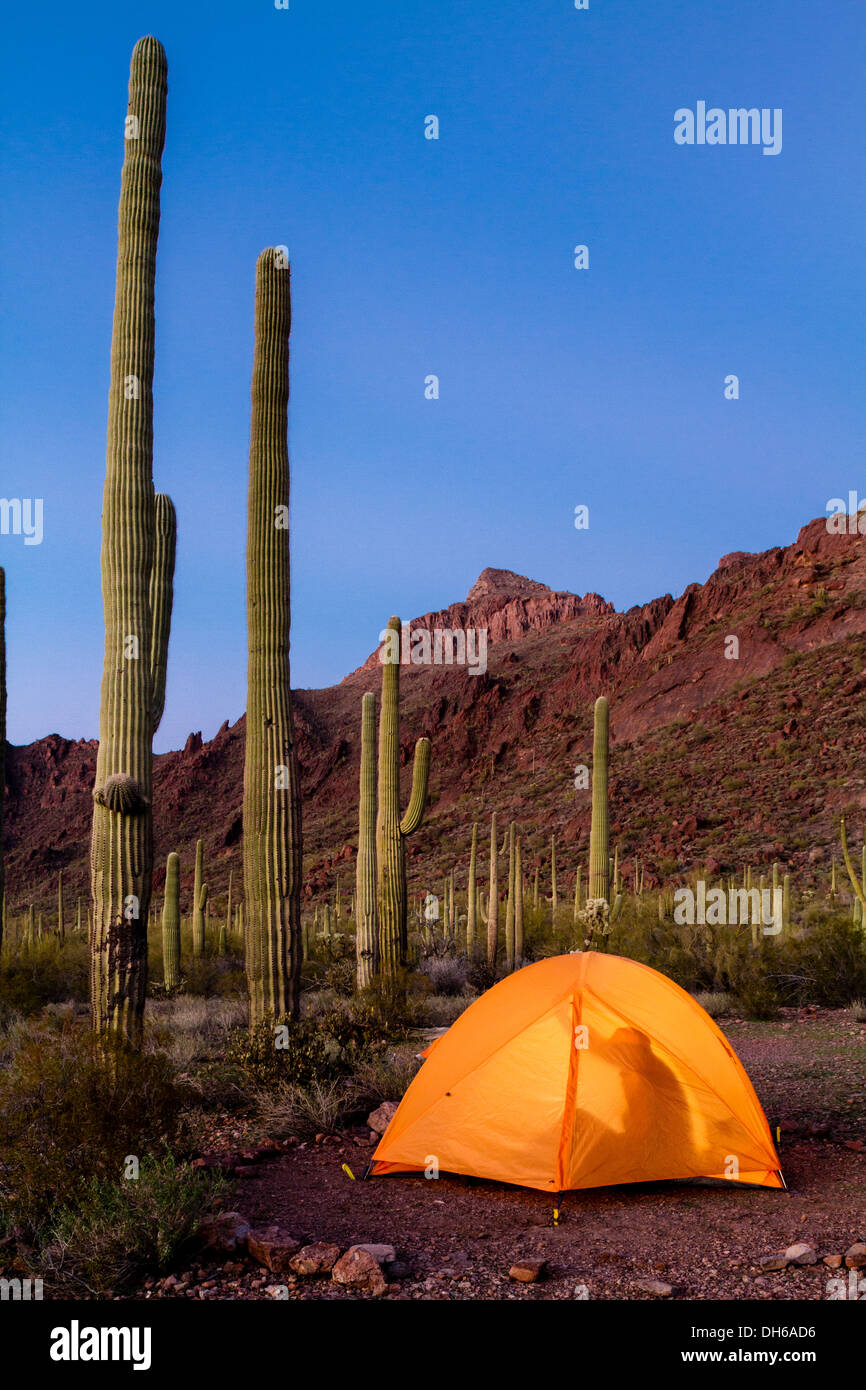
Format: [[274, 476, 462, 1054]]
[[130, 1007, 866, 1302]]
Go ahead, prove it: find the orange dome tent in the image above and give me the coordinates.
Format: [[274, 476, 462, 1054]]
[[372, 953, 784, 1193]]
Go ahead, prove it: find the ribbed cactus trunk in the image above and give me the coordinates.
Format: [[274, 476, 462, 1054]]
[[486, 812, 499, 966], [550, 835, 557, 929], [57, 872, 65, 941], [588, 695, 610, 905], [375, 617, 430, 982], [192, 839, 205, 957], [515, 833, 524, 961], [162, 852, 180, 988], [466, 822, 478, 952], [243, 248, 303, 1026], [0, 569, 5, 954], [356, 691, 378, 990], [219, 869, 232, 956], [505, 822, 516, 970], [90, 38, 176, 1048]]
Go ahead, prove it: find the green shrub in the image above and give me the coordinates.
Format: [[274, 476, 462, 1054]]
[[253, 1078, 360, 1141], [0, 936, 89, 1015], [0, 1016, 186, 1239], [777, 917, 866, 1006], [692, 990, 730, 1018], [42, 1156, 225, 1295]]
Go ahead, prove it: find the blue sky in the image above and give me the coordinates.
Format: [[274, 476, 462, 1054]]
[[2, 0, 864, 751]]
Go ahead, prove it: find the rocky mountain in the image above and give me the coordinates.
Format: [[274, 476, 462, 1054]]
[[5, 516, 866, 913]]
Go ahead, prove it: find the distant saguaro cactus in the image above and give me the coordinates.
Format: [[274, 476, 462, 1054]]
[[588, 696, 610, 908], [243, 248, 303, 1025], [486, 811, 498, 966], [375, 617, 430, 981], [219, 869, 232, 956], [840, 818, 866, 924], [89, 38, 176, 1047], [466, 822, 478, 952], [505, 821, 516, 969], [57, 871, 65, 941], [356, 692, 378, 989], [162, 852, 180, 988], [515, 833, 524, 961], [191, 839, 206, 957]]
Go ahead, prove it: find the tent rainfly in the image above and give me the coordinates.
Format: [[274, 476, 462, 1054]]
[[372, 953, 784, 1193]]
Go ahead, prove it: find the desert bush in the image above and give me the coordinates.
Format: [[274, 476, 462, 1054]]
[[692, 991, 730, 1018], [420, 955, 469, 996], [147, 996, 246, 1069], [851, 999, 866, 1023], [0, 1016, 186, 1240], [0, 936, 89, 1015], [227, 1009, 376, 1090], [352, 1049, 421, 1105], [42, 1156, 225, 1295], [253, 1077, 360, 1141], [775, 917, 866, 1006]]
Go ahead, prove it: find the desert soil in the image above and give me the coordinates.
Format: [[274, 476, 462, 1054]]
[[135, 1008, 866, 1301]]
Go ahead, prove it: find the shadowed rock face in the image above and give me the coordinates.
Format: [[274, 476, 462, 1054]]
[[6, 516, 866, 909]]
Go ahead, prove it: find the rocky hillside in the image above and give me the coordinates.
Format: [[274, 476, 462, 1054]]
[[5, 516, 866, 913]]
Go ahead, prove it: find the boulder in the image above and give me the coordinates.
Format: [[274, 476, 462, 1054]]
[[758, 1253, 789, 1272], [196, 1212, 250, 1256], [353, 1243, 396, 1265], [844, 1242, 866, 1269], [784, 1243, 818, 1265], [247, 1227, 302, 1273], [332, 1246, 388, 1296], [509, 1258, 546, 1283], [289, 1242, 342, 1277], [366, 1101, 399, 1136], [634, 1278, 673, 1297]]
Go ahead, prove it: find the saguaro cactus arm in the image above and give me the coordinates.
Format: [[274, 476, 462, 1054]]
[[840, 817, 866, 910], [150, 493, 176, 732], [399, 738, 431, 835]]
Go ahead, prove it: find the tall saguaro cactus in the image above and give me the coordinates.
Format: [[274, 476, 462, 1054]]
[[588, 695, 610, 905], [243, 248, 303, 1025], [375, 617, 430, 980], [356, 691, 378, 989], [90, 38, 176, 1047], [162, 851, 180, 988]]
